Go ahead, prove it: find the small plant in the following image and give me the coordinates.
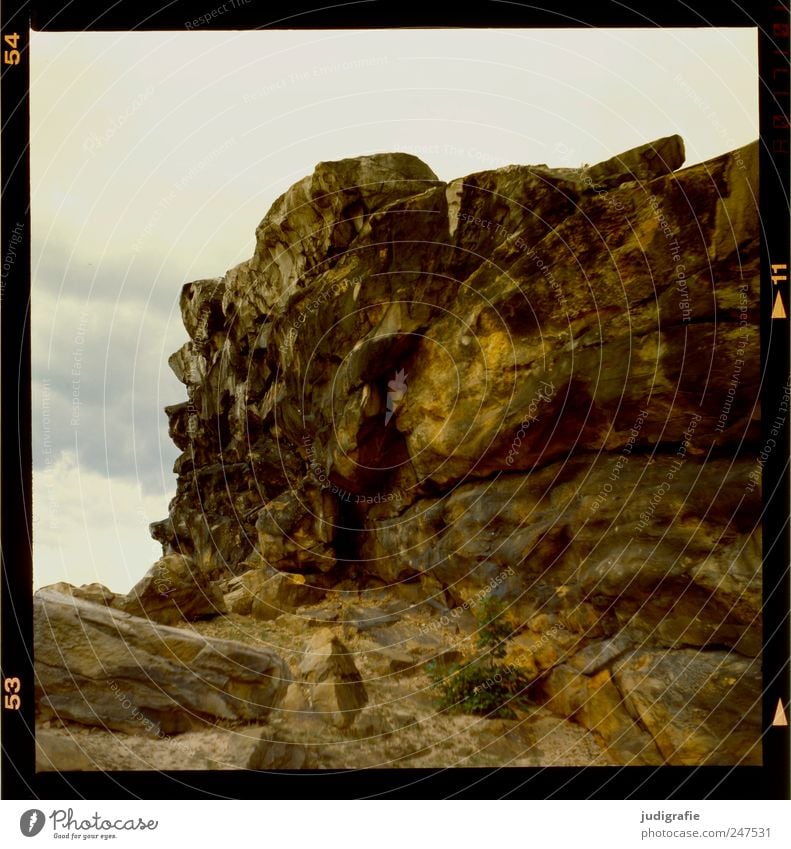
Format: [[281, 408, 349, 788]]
[[427, 597, 530, 719]]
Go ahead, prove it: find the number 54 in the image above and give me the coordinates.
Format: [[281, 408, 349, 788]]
[[4, 32, 20, 65]]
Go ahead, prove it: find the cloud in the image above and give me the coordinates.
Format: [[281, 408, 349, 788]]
[[33, 452, 167, 593], [31, 271, 185, 495], [29, 27, 758, 594]]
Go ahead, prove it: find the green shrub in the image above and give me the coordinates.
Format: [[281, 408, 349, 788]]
[[426, 597, 530, 719]]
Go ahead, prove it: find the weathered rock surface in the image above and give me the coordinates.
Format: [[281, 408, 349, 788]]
[[35, 721, 307, 771], [122, 553, 227, 625], [612, 649, 761, 765], [41, 581, 123, 607], [297, 629, 368, 728], [224, 564, 327, 620], [34, 589, 290, 734], [582, 133, 686, 187], [132, 138, 760, 766]]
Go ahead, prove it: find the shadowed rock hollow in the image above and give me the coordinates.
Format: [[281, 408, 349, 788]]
[[37, 136, 762, 769]]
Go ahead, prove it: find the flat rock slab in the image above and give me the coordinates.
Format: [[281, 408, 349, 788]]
[[35, 590, 290, 735]]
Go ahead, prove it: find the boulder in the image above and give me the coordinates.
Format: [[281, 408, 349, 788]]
[[298, 629, 368, 728], [612, 649, 761, 766], [34, 589, 290, 734], [224, 565, 327, 620], [540, 664, 662, 765], [582, 133, 686, 187], [39, 581, 122, 608], [121, 553, 226, 625]]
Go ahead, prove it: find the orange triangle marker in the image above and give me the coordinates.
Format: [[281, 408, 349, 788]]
[[772, 698, 788, 727], [772, 292, 787, 319]]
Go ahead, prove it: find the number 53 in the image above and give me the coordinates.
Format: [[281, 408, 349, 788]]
[[4, 676, 21, 709]]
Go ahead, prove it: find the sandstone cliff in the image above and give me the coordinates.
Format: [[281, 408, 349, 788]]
[[38, 136, 762, 769]]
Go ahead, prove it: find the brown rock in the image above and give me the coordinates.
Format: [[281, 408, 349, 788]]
[[224, 565, 326, 620], [540, 664, 661, 765], [121, 554, 226, 625], [612, 649, 761, 766], [145, 138, 762, 767], [582, 133, 686, 187]]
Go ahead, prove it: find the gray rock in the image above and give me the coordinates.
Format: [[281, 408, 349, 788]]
[[39, 582, 122, 608], [566, 635, 633, 676]]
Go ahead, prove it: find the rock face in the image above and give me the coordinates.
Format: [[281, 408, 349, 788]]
[[145, 139, 761, 765], [34, 590, 290, 734]]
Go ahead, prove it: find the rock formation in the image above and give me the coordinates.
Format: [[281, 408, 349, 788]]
[[34, 590, 290, 734], [37, 135, 762, 768]]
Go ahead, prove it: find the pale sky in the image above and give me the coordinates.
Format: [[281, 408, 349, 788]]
[[30, 28, 758, 593]]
